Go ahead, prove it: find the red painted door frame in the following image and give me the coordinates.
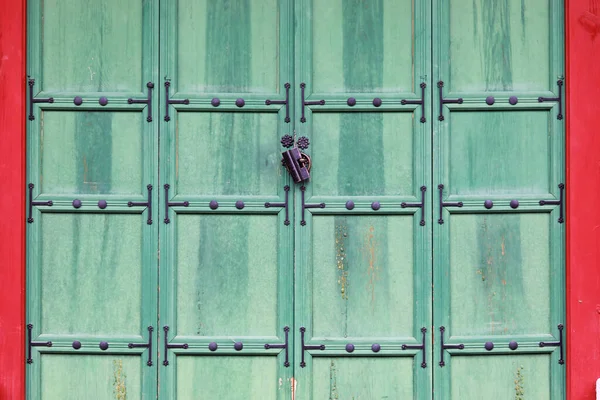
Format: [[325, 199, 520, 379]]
[[1, 1, 599, 398]]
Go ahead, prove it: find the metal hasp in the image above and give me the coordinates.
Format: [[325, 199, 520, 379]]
[[164, 81, 190, 122], [438, 184, 463, 224], [265, 83, 291, 123], [438, 326, 464, 367], [401, 82, 427, 123], [128, 184, 153, 225], [27, 78, 54, 121], [539, 183, 565, 223], [282, 148, 311, 183], [300, 186, 325, 226], [128, 326, 154, 366], [401, 186, 427, 226], [163, 184, 189, 224], [128, 82, 154, 122], [265, 185, 290, 226], [26, 324, 52, 364], [539, 324, 565, 365], [300, 83, 325, 123], [401, 327, 427, 368], [299, 327, 325, 368], [437, 81, 463, 121], [27, 183, 53, 223], [162, 326, 188, 366], [538, 79, 564, 120], [264, 326, 290, 367]]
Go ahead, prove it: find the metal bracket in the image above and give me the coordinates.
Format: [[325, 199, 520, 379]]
[[437, 81, 463, 121], [163, 184, 189, 224], [128, 184, 153, 225], [27, 183, 53, 223], [164, 81, 189, 122], [539, 324, 565, 365], [28, 78, 54, 121], [300, 186, 325, 226], [162, 326, 188, 366], [300, 327, 325, 368], [538, 79, 564, 120], [266, 83, 291, 123], [300, 83, 325, 123], [539, 183, 565, 223], [128, 82, 154, 122], [264, 326, 290, 367], [128, 326, 154, 366], [401, 82, 427, 123], [402, 327, 427, 368], [439, 326, 464, 367], [438, 184, 463, 224], [401, 186, 426, 226], [26, 324, 52, 364], [265, 185, 290, 225]]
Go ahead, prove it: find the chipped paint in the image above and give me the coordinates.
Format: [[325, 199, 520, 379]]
[[363, 225, 380, 308], [291, 377, 297, 400], [278, 377, 283, 390], [329, 360, 339, 399], [514, 365, 525, 399], [113, 359, 127, 400], [335, 222, 349, 300]]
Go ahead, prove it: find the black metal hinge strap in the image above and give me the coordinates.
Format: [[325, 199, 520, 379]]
[[401, 327, 427, 368], [162, 326, 188, 366], [539, 183, 565, 223], [401, 186, 426, 226], [264, 326, 290, 367], [538, 79, 564, 120], [28, 79, 54, 121], [439, 326, 464, 367], [265, 185, 290, 226], [300, 186, 325, 226], [266, 83, 291, 123], [401, 82, 427, 123], [539, 324, 564, 365], [127, 82, 154, 122], [437, 81, 463, 121], [26, 324, 52, 364], [164, 81, 190, 122], [163, 184, 189, 224], [128, 326, 154, 366], [438, 184, 463, 224], [128, 184, 153, 225], [300, 327, 325, 368], [300, 83, 325, 123], [27, 183, 53, 223]]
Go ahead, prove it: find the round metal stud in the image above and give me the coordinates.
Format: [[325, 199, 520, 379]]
[[509, 341, 518, 350], [209, 200, 219, 210], [485, 341, 494, 351], [235, 98, 245, 108], [72, 199, 82, 209], [484, 200, 493, 209], [211, 98, 220, 107], [208, 342, 218, 352], [72, 340, 82, 350], [485, 96, 495, 105], [510, 199, 519, 209], [371, 343, 381, 353], [98, 200, 107, 209], [347, 97, 357, 107], [99, 341, 109, 350], [345, 343, 355, 353], [371, 201, 381, 210], [509, 96, 518, 105], [99, 97, 108, 106], [235, 200, 245, 210], [73, 96, 83, 106], [234, 342, 243, 351], [373, 98, 382, 107], [345, 200, 355, 210]]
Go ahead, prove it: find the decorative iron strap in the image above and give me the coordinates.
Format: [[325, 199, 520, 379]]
[[401, 82, 427, 123], [128, 82, 154, 122], [128, 326, 154, 366], [437, 81, 463, 121], [26, 324, 52, 364], [266, 83, 291, 123], [438, 326, 464, 367], [28, 79, 54, 121], [300, 186, 325, 226], [539, 183, 565, 223], [402, 327, 427, 368], [299, 327, 325, 368], [264, 326, 290, 367], [539, 324, 564, 365], [27, 183, 53, 223], [128, 184, 153, 225], [164, 81, 190, 122], [265, 185, 290, 226], [163, 184, 189, 224], [438, 184, 463, 224], [538, 80, 564, 120], [401, 186, 427, 226], [162, 326, 188, 366], [300, 83, 325, 123]]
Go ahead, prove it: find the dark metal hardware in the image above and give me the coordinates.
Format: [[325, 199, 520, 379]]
[[439, 326, 464, 367], [437, 81, 463, 121], [266, 83, 290, 123], [72, 199, 82, 209], [99, 97, 108, 106], [539, 324, 564, 365], [371, 201, 381, 210], [486, 96, 495, 105], [402, 186, 426, 226], [281, 134, 294, 148], [345, 201, 355, 210], [300, 83, 325, 123], [74, 96, 83, 106], [265, 185, 290, 226], [127, 82, 154, 122], [208, 342, 218, 351], [401, 82, 427, 123], [72, 341, 81, 350], [128, 184, 153, 225], [235, 201, 245, 209], [163, 184, 189, 224], [162, 326, 188, 366], [300, 186, 325, 226], [211, 98, 220, 107], [373, 98, 382, 107], [509, 341, 518, 350], [128, 326, 154, 366], [234, 342, 244, 350], [538, 79, 564, 120], [209, 200, 218, 210], [485, 342, 494, 351], [99, 341, 109, 350], [264, 326, 290, 367], [28, 79, 54, 121], [345, 343, 355, 353], [27, 183, 52, 223], [164, 81, 189, 122], [438, 184, 462, 224], [509, 96, 518, 105], [402, 327, 427, 368], [347, 97, 357, 106], [510, 200, 519, 209], [282, 148, 311, 183], [484, 200, 493, 209], [300, 327, 325, 368], [539, 183, 565, 223], [98, 200, 107, 209], [371, 344, 381, 353], [26, 324, 52, 364]]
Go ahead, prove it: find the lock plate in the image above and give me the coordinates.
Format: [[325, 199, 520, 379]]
[[282, 148, 311, 183]]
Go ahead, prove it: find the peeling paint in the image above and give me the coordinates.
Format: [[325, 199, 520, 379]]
[[514, 365, 525, 399], [335, 222, 349, 300], [291, 377, 297, 400], [363, 225, 380, 308], [113, 359, 127, 400], [329, 360, 339, 399]]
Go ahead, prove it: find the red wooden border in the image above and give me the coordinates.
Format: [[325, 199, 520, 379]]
[[0, 0, 26, 398], [0, 0, 598, 398]]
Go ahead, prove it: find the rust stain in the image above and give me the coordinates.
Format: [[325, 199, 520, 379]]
[[291, 377, 297, 400], [501, 236, 506, 256], [363, 226, 380, 308], [514, 365, 525, 400], [335, 224, 349, 300], [113, 359, 127, 400]]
